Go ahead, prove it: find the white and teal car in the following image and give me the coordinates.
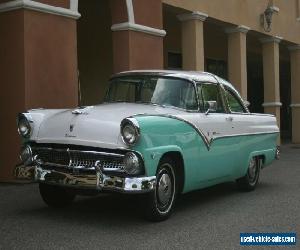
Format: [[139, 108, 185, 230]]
[[15, 70, 279, 221]]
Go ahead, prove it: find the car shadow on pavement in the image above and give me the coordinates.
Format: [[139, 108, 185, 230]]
[[17, 191, 150, 227], [17, 181, 275, 225], [176, 180, 276, 211]]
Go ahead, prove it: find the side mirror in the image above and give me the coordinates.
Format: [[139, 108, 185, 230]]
[[244, 100, 250, 107], [205, 101, 217, 115]]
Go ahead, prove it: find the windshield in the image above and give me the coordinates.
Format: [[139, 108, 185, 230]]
[[105, 76, 198, 110]]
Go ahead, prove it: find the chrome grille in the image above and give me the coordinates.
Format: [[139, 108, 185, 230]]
[[32, 147, 125, 172], [35, 148, 69, 166]]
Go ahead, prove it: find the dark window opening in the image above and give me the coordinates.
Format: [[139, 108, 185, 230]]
[[167, 52, 182, 69], [206, 58, 227, 79]]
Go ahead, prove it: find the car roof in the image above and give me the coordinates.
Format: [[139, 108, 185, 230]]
[[112, 70, 235, 89]]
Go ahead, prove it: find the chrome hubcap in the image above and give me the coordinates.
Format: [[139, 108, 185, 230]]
[[157, 173, 172, 206], [248, 159, 256, 179]]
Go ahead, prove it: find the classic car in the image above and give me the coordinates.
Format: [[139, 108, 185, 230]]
[[15, 70, 280, 221]]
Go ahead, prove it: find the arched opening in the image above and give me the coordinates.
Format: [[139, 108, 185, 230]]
[[279, 45, 292, 142], [247, 33, 264, 114], [77, 0, 113, 106]]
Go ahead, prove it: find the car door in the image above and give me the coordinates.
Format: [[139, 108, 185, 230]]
[[196, 83, 231, 141], [222, 85, 253, 176], [191, 83, 237, 183]]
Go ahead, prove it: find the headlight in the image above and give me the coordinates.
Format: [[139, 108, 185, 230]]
[[123, 152, 143, 175], [17, 113, 32, 138], [120, 118, 140, 145], [20, 145, 33, 165]]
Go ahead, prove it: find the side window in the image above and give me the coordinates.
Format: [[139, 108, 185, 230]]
[[197, 84, 225, 113], [224, 88, 246, 113]]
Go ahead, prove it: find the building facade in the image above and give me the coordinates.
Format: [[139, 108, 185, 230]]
[[0, 0, 300, 181]]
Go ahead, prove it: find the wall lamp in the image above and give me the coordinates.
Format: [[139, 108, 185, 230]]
[[260, 5, 279, 32]]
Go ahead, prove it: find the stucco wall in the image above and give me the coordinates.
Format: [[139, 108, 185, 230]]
[[24, 10, 78, 108], [133, 0, 163, 29], [0, 10, 25, 181], [163, 9, 227, 68], [0, 8, 78, 181], [163, 0, 300, 44]]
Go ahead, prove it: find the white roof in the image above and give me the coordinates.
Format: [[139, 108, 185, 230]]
[[114, 70, 235, 90]]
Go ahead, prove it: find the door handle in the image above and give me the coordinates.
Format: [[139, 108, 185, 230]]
[[226, 116, 234, 122]]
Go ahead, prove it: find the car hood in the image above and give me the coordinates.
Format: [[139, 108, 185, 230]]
[[35, 103, 183, 149]]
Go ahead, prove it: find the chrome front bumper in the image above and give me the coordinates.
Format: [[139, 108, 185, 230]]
[[15, 165, 156, 193]]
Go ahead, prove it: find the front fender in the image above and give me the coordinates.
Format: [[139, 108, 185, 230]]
[[19, 109, 68, 141], [139, 145, 184, 176], [130, 115, 209, 193]]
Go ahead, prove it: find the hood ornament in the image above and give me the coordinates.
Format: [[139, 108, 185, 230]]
[[69, 124, 74, 132], [72, 106, 94, 115]]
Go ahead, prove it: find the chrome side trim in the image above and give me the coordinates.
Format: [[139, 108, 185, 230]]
[[211, 131, 279, 141], [131, 113, 279, 151], [132, 113, 210, 150], [245, 113, 275, 117]]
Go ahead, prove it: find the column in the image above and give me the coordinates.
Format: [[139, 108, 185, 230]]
[[110, 0, 165, 73], [260, 36, 282, 128], [0, 0, 79, 181], [225, 25, 250, 100], [289, 45, 300, 143], [177, 11, 208, 71]]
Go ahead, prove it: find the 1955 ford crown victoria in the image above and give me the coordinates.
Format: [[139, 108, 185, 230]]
[[15, 70, 280, 221]]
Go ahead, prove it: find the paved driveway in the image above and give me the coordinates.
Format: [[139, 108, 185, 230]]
[[0, 145, 299, 250]]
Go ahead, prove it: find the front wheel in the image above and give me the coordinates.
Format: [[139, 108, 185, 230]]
[[39, 183, 76, 208], [144, 157, 177, 222], [236, 157, 261, 191]]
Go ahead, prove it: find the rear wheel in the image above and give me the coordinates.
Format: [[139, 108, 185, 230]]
[[39, 183, 76, 208], [144, 157, 177, 222], [236, 157, 261, 191]]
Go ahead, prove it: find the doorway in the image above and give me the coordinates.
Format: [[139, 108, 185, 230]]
[[77, 0, 113, 106]]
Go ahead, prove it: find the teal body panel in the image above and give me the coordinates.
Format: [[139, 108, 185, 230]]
[[132, 116, 278, 193]]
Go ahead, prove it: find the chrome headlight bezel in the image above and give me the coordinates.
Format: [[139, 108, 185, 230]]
[[17, 113, 33, 138], [120, 118, 140, 146], [123, 152, 144, 175]]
